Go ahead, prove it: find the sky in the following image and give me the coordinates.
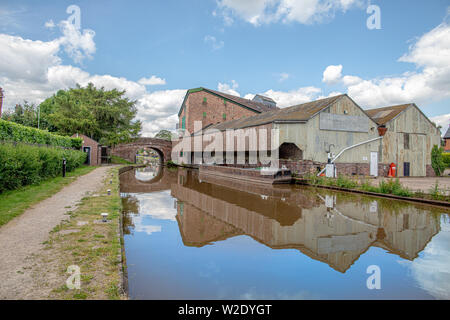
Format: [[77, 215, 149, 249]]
[[0, 0, 449, 136]]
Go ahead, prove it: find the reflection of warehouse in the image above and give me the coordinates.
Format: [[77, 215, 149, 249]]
[[174, 89, 441, 177], [172, 170, 439, 273]]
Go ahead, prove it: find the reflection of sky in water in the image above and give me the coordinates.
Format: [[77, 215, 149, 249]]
[[135, 167, 159, 182], [406, 216, 450, 299], [130, 191, 176, 221], [122, 174, 450, 300]]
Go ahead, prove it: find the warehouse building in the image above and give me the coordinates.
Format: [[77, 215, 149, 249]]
[[366, 104, 441, 177], [173, 88, 440, 177]]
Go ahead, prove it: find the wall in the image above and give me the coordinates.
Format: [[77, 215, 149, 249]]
[[381, 105, 441, 176], [112, 138, 172, 164], [73, 133, 99, 166], [277, 95, 381, 165], [173, 96, 383, 176], [180, 90, 260, 134], [444, 138, 450, 152]]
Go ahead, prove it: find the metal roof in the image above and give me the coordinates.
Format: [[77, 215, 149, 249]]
[[444, 125, 450, 139], [206, 94, 345, 131], [178, 87, 277, 116], [365, 104, 410, 126]]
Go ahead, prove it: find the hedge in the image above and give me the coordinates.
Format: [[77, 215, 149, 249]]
[[0, 119, 82, 149], [0, 142, 87, 192], [443, 153, 450, 168]]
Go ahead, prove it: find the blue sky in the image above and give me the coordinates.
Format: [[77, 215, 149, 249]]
[[0, 0, 449, 136]]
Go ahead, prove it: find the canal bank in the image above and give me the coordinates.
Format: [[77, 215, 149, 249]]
[[294, 176, 450, 208]]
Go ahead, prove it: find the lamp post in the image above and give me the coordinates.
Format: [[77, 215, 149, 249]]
[[37, 104, 40, 129]]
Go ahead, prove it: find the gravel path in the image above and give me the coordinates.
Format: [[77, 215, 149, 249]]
[[0, 166, 111, 299]]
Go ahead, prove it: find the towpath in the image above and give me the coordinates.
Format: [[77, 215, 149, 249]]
[[0, 166, 110, 299]]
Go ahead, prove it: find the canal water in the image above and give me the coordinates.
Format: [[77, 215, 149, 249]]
[[120, 165, 450, 300]]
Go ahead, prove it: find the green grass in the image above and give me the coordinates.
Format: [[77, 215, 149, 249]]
[[44, 166, 125, 300], [303, 174, 450, 202], [111, 155, 133, 165], [0, 165, 97, 227]]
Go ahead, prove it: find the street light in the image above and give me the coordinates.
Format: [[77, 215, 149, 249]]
[[37, 104, 40, 129]]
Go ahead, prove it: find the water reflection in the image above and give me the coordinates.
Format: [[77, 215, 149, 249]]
[[121, 167, 449, 299]]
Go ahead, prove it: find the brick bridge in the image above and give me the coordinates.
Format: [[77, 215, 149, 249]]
[[111, 138, 172, 163]]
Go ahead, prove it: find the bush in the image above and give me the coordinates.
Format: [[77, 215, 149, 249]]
[[0, 119, 82, 149], [442, 153, 450, 168], [431, 145, 445, 176], [0, 142, 87, 192], [378, 179, 411, 197]]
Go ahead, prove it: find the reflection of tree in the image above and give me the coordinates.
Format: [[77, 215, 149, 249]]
[[122, 195, 140, 235], [136, 148, 161, 165]]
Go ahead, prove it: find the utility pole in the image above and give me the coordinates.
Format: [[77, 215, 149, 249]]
[[37, 104, 40, 129], [0, 87, 4, 118]]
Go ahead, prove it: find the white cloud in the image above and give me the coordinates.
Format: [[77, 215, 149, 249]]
[[279, 72, 290, 82], [322, 64, 342, 84], [216, 0, 362, 26], [430, 113, 450, 135], [407, 223, 450, 299], [322, 19, 450, 108], [218, 80, 240, 96], [133, 191, 178, 221], [57, 19, 96, 64], [0, 27, 180, 137], [138, 75, 166, 86], [134, 224, 162, 235], [44, 19, 55, 29], [204, 35, 224, 50], [254, 86, 322, 108]]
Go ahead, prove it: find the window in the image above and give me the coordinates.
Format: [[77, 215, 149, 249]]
[[180, 151, 183, 157], [222, 113, 226, 120], [181, 116, 186, 129], [203, 97, 207, 103], [203, 112, 206, 118], [404, 133, 410, 150], [223, 98, 227, 105]]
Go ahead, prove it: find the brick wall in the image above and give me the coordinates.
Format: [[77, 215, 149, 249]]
[[73, 133, 99, 166], [426, 165, 436, 177], [280, 159, 391, 177], [111, 138, 172, 164], [180, 91, 260, 134], [445, 138, 450, 152]]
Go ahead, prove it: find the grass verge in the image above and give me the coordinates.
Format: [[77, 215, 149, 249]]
[[36, 166, 125, 300], [111, 155, 133, 165], [0, 165, 97, 227]]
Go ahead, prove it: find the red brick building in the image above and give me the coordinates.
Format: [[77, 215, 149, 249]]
[[72, 133, 110, 166], [177, 87, 278, 134], [444, 125, 450, 152]]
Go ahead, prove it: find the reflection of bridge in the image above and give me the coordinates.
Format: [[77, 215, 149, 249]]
[[172, 170, 440, 273], [112, 138, 172, 163], [119, 167, 177, 193]]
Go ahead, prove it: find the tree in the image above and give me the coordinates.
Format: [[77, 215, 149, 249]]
[[2, 102, 36, 128], [431, 145, 445, 176], [154, 129, 172, 141], [41, 83, 141, 146]]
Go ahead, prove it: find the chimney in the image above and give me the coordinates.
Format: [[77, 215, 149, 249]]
[[0, 88, 3, 118]]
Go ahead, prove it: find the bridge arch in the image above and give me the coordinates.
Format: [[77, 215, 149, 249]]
[[111, 138, 172, 164]]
